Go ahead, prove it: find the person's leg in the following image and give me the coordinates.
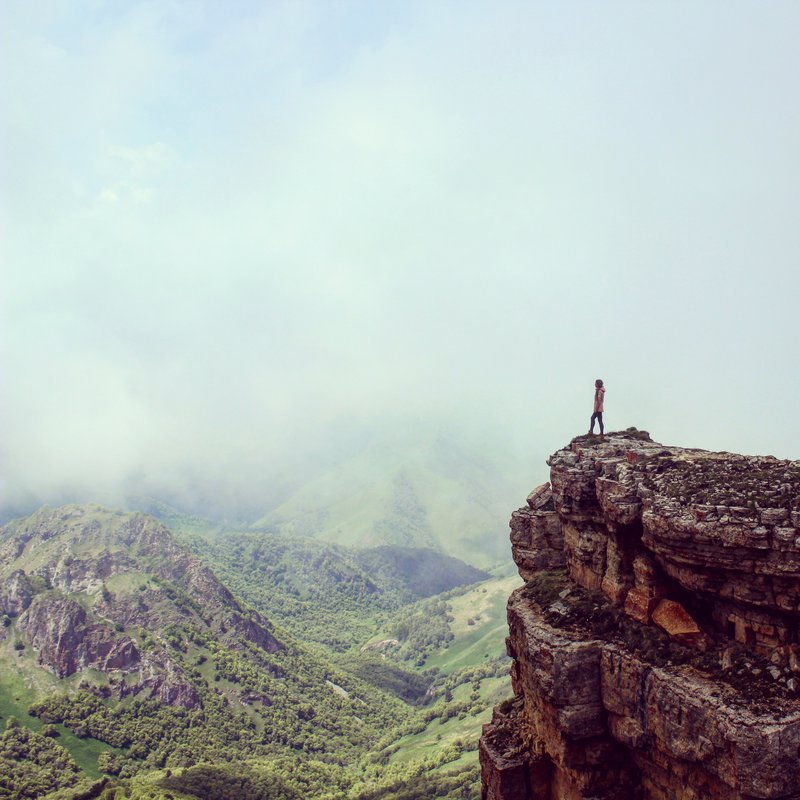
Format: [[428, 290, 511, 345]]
[[597, 412, 604, 434], [589, 413, 597, 434]]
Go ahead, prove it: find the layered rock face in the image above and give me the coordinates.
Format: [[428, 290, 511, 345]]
[[481, 430, 800, 800]]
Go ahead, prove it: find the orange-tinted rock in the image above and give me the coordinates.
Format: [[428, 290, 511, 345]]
[[623, 587, 661, 623], [651, 599, 701, 638]]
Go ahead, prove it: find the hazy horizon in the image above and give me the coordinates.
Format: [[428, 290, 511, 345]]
[[3, 1, 800, 519]]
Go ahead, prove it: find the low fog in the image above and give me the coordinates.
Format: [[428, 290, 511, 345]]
[[3, 2, 800, 521]]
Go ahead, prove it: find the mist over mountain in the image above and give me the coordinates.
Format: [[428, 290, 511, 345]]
[[0, 416, 537, 533], [4, 2, 800, 528], [252, 426, 520, 567], [2, 421, 531, 575]]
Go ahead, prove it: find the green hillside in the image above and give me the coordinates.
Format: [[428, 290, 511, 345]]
[[362, 572, 521, 780], [0, 507, 412, 793], [0, 504, 519, 800], [171, 524, 489, 654], [423, 574, 520, 673], [252, 432, 517, 568]]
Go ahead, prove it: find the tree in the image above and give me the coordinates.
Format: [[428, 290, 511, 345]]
[[97, 750, 123, 775]]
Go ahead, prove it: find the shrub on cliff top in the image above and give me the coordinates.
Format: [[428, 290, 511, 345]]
[[522, 570, 567, 606]]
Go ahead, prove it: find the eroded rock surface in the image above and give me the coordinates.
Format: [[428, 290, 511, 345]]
[[17, 593, 140, 677], [482, 430, 800, 800]]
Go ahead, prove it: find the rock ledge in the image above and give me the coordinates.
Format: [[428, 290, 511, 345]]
[[481, 430, 800, 800]]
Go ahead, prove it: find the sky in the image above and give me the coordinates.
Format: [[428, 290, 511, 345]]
[[2, 1, 800, 518]]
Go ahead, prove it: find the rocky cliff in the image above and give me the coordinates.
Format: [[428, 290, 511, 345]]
[[480, 430, 800, 800]]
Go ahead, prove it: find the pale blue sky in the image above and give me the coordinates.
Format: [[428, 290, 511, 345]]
[[3, 1, 799, 514]]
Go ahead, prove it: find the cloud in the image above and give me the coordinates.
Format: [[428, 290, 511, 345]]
[[3, 1, 800, 516]]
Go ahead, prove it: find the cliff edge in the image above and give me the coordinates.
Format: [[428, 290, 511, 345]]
[[480, 429, 800, 800]]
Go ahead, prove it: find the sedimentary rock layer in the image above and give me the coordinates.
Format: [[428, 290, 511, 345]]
[[482, 430, 800, 800]]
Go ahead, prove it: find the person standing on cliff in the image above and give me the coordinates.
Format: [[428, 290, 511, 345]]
[[589, 379, 605, 436]]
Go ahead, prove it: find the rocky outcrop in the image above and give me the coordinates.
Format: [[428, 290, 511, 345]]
[[223, 611, 282, 654], [510, 485, 566, 581], [1, 506, 276, 628], [0, 504, 282, 708], [17, 593, 140, 677], [0, 569, 39, 617], [482, 430, 800, 800], [123, 649, 200, 708]]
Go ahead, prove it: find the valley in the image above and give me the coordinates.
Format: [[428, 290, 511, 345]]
[[0, 503, 519, 800]]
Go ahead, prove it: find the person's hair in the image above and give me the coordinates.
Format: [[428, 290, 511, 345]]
[[595, 378, 603, 387]]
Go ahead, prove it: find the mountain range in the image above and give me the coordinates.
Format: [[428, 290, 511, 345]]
[[0, 502, 514, 799]]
